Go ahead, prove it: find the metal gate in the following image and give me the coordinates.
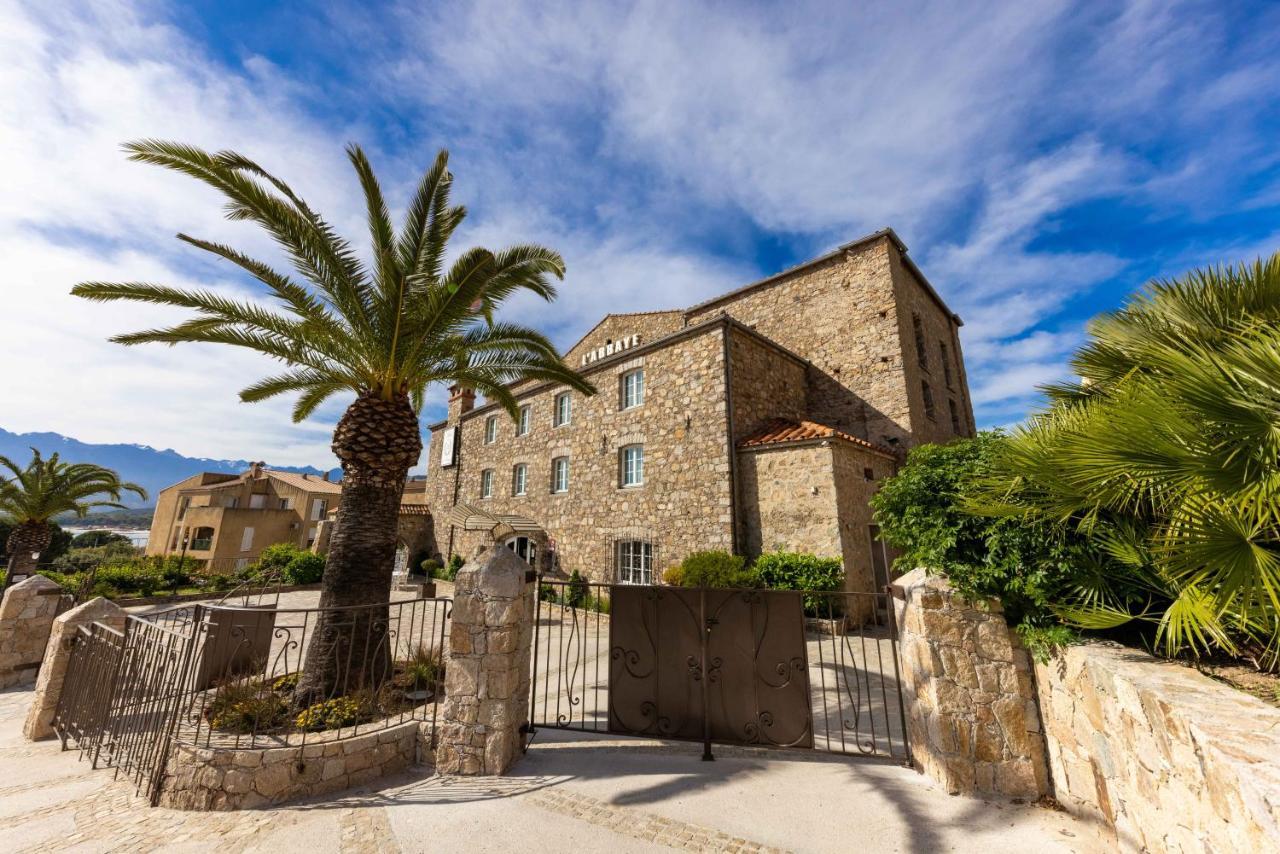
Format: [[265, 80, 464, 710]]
[[529, 578, 911, 762]]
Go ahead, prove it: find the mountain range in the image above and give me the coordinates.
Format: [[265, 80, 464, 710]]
[[0, 427, 338, 509]]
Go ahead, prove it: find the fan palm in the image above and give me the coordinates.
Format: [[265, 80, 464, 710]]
[[975, 253, 1280, 666], [1, 450, 146, 580], [73, 141, 595, 698]]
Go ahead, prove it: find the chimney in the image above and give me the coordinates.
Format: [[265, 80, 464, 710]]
[[322, 471, 330, 482], [250, 461, 264, 478], [448, 385, 476, 421]]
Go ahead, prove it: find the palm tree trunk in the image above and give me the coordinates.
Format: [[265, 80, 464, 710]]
[[295, 392, 422, 705], [5, 521, 51, 580]]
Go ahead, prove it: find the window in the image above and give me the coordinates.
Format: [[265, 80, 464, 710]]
[[517, 405, 531, 436], [240, 526, 255, 553], [940, 341, 954, 388], [512, 463, 528, 496], [616, 540, 653, 585], [484, 415, 498, 444], [551, 457, 569, 493], [912, 313, 929, 370], [277, 497, 291, 510], [922, 381, 936, 421], [863, 467, 876, 481], [480, 469, 494, 499], [554, 392, 572, 427], [949, 399, 962, 435], [225, 496, 239, 509], [177, 496, 189, 519], [619, 368, 645, 410], [620, 444, 644, 487], [249, 493, 266, 509], [311, 498, 328, 521], [306, 527, 317, 548]]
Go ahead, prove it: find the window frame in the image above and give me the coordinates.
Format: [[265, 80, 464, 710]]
[[616, 539, 654, 585], [484, 415, 498, 444], [516, 405, 531, 437], [949, 398, 962, 435], [553, 392, 572, 427], [551, 456, 570, 493], [921, 380, 937, 421], [620, 444, 645, 487], [511, 463, 528, 496], [912, 312, 929, 371], [940, 341, 954, 388], [619, 368, 645, 410], [480, 468, 494, 499]]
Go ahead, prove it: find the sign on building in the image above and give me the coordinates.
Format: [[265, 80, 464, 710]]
[[440, 426, 458, 467]]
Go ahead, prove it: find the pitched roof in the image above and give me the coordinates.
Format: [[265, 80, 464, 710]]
[[737, 418, 896, 458], [264, 470, 342, 493]]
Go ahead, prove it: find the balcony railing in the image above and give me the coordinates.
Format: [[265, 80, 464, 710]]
[[189, 538, 213, 551]]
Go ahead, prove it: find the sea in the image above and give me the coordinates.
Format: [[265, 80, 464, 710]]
[[64, 528, 150, 548]]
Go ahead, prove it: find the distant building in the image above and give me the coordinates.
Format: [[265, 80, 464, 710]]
[[147, 463, 432, 573], [422, 228, 975, 593]]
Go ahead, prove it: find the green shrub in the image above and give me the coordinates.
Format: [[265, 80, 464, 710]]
[[753, 551, 844, 612], [294, 694, 376, 732], [418, 558, 442, 578], [249, 543, 325, 585], [91, 562, 165, 597], [870, 432, 1097, 628], [664, 551, 758, 588], [396, 645, 443, 692], [440, 553, 464, 581], [566, 569, 588, 606]]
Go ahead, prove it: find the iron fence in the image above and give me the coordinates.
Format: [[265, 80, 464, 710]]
[[53, 594, 451, 804], [528, 578, 910, 763]]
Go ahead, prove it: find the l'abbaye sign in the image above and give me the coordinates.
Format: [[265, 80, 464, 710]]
[[581, 334, 642, 366]]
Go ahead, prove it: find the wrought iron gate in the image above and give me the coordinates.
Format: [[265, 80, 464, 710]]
[[529, 579, 911, 762]]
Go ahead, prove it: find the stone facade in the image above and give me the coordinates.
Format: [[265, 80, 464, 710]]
[[435, 546, 535, 775], [424, 229, 973, 585], [893, 568, 1049, 798], [24, 597, 127, 740], [0, 575, 64, 689], [158, 720, 421, 810], [1035, 642, 1280, 852]]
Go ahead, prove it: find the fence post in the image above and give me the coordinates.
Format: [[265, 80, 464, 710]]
[[435, 546, 535, 775], [0, 575, 64, 689], [23, 597, 127, 740]]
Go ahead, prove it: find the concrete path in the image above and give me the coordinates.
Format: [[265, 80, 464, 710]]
[[0, 684, 1106, 853]]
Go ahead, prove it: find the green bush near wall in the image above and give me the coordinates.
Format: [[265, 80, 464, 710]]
[[663, 550, 759, 588], [753, 551, 844, 612]]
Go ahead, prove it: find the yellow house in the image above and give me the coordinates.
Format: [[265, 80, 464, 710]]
[[146, 463, 341, 570]]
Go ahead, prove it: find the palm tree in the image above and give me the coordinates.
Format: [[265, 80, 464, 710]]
[[975, 252, 1280, 666], [1, 450, 146, 580], [73, 141, 595, 699]]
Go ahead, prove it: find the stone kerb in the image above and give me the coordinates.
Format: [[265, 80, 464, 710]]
[[24, 596, 127, 740], [892, 567, 1049, 798], [0, 574, 64, 689], [435, 545, 535, 775]]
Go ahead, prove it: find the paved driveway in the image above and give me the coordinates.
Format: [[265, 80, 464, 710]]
[[0, 684, 1105, 853]]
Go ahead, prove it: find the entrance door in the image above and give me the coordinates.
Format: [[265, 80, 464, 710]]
[[504, 535, 537, 567]]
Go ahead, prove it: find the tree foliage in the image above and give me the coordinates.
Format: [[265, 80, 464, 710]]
[[0, 449, 146, 524], [71, 141, 595, 422]]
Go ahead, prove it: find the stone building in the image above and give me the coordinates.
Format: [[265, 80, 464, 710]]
[[421, 228, 974, 592]]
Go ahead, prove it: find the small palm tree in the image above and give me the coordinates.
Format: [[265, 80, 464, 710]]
[[73, 141, 595, 698], [1, 450, 146, 580], [976, 252, 1280, 666]]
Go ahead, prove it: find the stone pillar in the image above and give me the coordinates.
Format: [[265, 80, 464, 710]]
[[0, 575, 64, 689], [893, 567, 1049, 799], [435, 545, 534, 775], [24, 597, 127, 740]]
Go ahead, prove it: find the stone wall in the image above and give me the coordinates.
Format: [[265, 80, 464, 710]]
[[892, 568, 1049, 798], [0, 575, 64, 689], [886, 246, 974, 445], [426, 321, 736, 581], [564, 310, 685, 367], [158, 720, 421, 810], [1035, 642, 1280, 852], [830, 441, 897, 594], [727, 325, 808, 439]]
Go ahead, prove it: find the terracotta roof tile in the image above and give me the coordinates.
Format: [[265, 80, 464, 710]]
[[737, 418, 896, 457], [398, 504, 431, 516]]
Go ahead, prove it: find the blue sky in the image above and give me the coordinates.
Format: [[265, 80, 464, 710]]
[[3, 0, 1278, 468]]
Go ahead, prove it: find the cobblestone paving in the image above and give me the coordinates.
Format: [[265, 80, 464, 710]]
[[1, 661, 1102, 852]]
